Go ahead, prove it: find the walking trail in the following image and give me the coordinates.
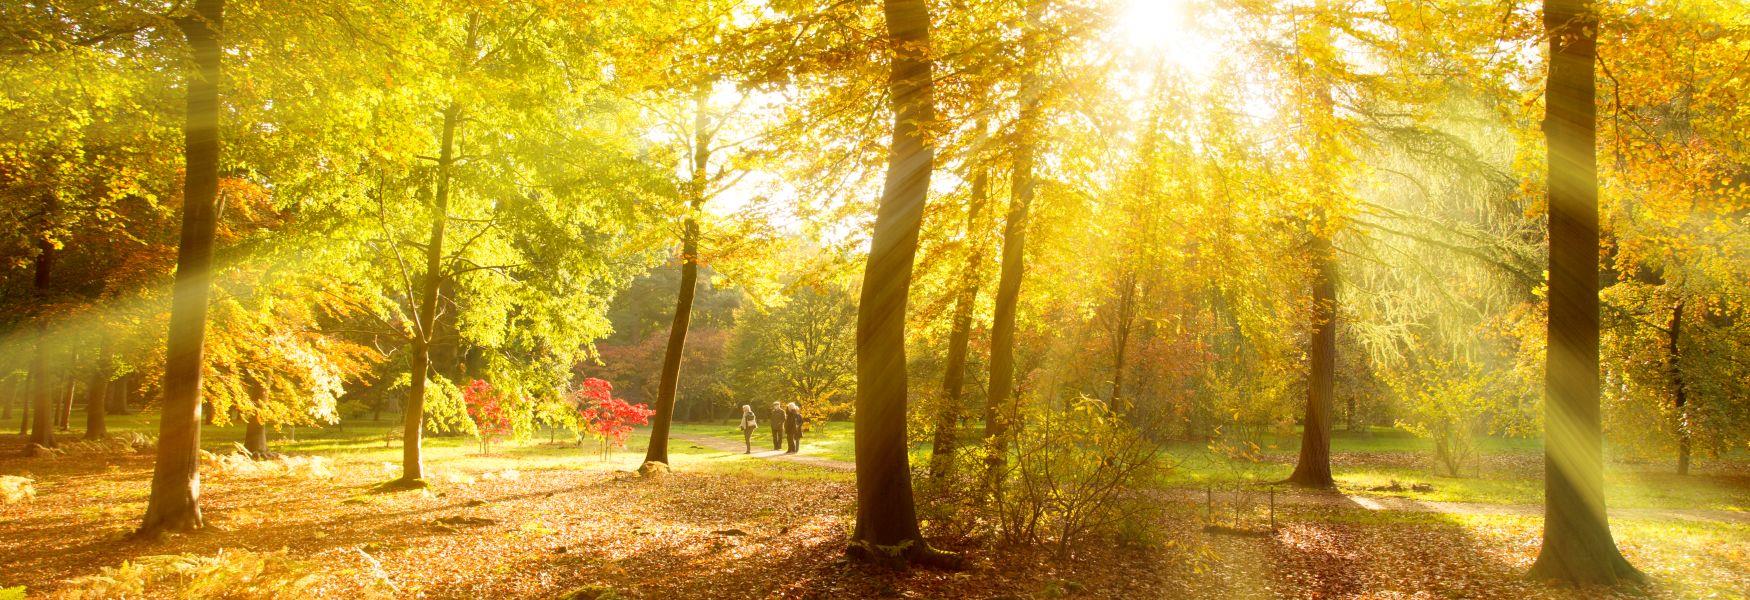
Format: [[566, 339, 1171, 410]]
[[669, 432, 1749, 525], [670, 431, 855, 472]]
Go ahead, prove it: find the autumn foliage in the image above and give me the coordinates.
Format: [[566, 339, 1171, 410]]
[[462, 379, 513, 453], [572, 378, 653, 459]]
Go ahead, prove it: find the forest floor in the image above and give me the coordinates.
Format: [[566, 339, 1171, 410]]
[[1, 416, 1747, 598]]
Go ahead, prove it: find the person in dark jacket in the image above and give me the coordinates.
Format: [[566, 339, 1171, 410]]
[[738, 405, 758, 454], [784, 402, 804, 454], [768, 402, 785, 451]]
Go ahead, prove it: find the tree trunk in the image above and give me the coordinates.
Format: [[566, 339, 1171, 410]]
[[1666, 299, 1689, 476], [848, 0, 956, 569], [139, 0, 224, 536], [927, 146, 990, 480], [400, 103, 460, 487], [984, 0, 1044, 492], [2, 375, 13, 421], [1286, 233, 1337, 488], [1528, 0, 1640, 583], [110, 373, 132, 415], [244, 415, 268, 459], [86, 343, 110, 440], [643, 91, 711, 467], [26, 194, 58, 452]]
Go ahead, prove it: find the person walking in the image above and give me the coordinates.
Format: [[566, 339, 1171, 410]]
[[768, 402, 785, 451], [738, 405, 758, 454], [784, 402, 803, 454]]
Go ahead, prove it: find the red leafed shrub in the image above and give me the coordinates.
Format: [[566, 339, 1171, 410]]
[[573, 377, 653, 459], [463, 379, 513, 453]]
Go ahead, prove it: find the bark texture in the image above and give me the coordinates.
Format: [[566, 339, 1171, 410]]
[[139, 0, 224, 536], [1527, 0, 1640, 583], [1667, 300, 1690, 476], [984, 0, 1043, 491], [927, 153, 989, 480], [244, 415, 269, 459], [1286, 233, 1337, 488], [848, 0, 957, 569], [401, 104, 460, 486], [644, 92, 711, 467]]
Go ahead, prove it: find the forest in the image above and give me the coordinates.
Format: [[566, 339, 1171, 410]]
[[1, 0, 1748, 598]]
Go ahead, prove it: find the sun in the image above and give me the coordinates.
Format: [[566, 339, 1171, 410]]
[[1118, 0, 1221, 79]]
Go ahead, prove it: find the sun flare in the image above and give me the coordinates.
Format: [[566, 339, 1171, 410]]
[[1119, 0, 1222, 78]]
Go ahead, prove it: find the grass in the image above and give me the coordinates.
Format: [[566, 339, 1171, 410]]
[[68, 412, 846, 483], [671, 420, 940, 467], [51, 413, 1749, 511], [1153, 428, 1749, 512]]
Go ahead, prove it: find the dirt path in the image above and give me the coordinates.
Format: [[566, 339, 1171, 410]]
[[670, 432, 855, 472]]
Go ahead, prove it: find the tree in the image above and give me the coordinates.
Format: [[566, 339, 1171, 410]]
[[726, 283, 857, 419], [642, 92, 711, 467], [927, 113, 992, 480], [985, 0, 1045, 492], [574, 378, 653, 460], [846, 0, 957, 569], [1284, 227, 1338, 488], [139, 0, 224, 537], [1527, 0, 1640, 584], [84, 341, 112, 440]]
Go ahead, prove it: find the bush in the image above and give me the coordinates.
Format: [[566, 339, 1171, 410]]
[[991, 396, 1164, 558], [1386, 358, 1503, 478]]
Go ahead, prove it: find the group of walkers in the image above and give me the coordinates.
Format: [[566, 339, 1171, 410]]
[[739, 402, 803, 454]]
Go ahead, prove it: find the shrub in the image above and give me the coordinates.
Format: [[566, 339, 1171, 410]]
[[991, 395, 1164, 558], [572, 378, 653, 461], [1386, 358, 1502, 477], [462, 379, 514, 453]]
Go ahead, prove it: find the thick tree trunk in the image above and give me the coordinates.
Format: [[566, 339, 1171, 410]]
[[243, 415, 268, 459], [1528, 0, 1640, 583], [848, 0, 956, 569], [643, 91, 711, 467], [139, 0, 224, 536], [1666, 299, 1689, 476], [984, 0, 1043, 492], [1286, 233, 1337, 488], [927, 156, 989, 480], [400, 104, 460, 487]]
